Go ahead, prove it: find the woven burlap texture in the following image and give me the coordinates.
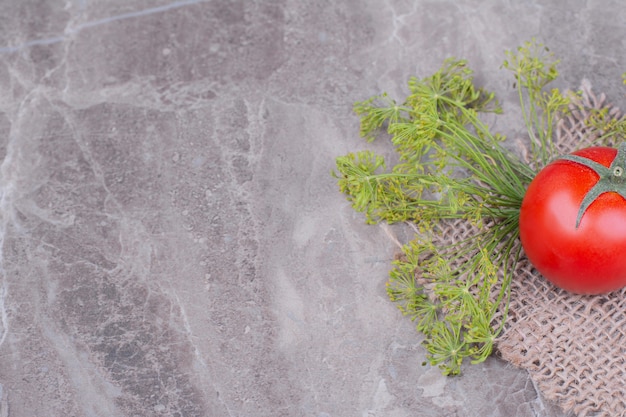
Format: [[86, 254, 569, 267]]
[[413, 81, 625, 417], [495, 82, 626, 417]]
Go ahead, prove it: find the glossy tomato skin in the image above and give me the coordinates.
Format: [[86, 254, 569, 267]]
[[519, 146, 626, 294]]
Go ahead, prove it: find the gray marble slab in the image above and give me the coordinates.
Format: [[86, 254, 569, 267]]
[[0, 0, 623, 416]]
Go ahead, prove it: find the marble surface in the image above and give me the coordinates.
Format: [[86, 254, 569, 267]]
[[0, 1, 624, 416]]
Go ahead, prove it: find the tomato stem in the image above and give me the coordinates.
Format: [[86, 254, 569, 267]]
[[557, 142, 626, 228]]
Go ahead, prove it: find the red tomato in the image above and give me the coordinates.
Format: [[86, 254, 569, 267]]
[[519, 146, 626, 294]]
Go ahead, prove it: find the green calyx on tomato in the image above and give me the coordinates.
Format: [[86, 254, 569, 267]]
[[558, 142, 626, 229]]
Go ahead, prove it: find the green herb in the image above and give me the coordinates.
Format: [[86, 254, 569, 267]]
[[333, 40, 585, 375]]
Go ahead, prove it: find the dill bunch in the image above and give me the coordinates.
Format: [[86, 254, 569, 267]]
[[333, 40, 574, 375]]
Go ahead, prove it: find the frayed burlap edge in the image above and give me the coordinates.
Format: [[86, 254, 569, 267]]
[[496, 81, 626, 417]]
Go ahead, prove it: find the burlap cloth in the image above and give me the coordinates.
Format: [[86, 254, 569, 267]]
[[419, 81, 626, 417]]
